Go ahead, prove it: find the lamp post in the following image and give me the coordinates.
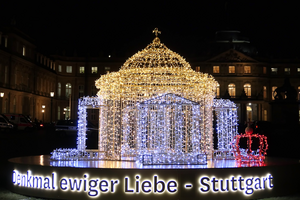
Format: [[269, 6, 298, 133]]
[[50, 92, 54, 123], [42, 105, 45, 122], [0, 92, 4, 113]]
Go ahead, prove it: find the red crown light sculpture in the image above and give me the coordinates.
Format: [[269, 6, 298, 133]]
[[233, 121, 268, 163]]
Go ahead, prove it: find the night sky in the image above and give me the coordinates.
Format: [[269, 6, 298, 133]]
[[1, 1, 299, 58]]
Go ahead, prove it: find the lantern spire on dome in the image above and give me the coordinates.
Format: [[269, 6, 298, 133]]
[[152, 28, 161, 44], [152, 27, 161, 37]]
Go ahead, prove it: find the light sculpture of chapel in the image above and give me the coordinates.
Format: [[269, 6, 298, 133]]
[[51, 29, 238, 164]]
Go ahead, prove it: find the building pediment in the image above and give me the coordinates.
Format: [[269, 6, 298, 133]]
[[206, 49, 257, 62]]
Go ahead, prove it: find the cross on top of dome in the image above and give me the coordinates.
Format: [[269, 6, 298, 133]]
[[152, 28, 161, 37]]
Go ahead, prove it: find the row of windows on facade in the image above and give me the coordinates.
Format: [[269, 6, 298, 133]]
[[1, 97, 16, 114], [58, 65, 111, 74], [55, 82, 300, 101], [215, 83, 300, 100], [57, 83, 97, 98], [36, 54, 55, 70], [0, 64, 55, 94], [2, 35, 56, 71], [1, 35, 111, 73], [1, 34, 297, 76], [195, 66, 299, 75], [215, 83, 252, 98], [0, 34, 29, 58], [56, 106, 98, 121]]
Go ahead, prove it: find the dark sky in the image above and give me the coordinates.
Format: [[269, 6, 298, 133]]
[[1, 1, 299, 58]]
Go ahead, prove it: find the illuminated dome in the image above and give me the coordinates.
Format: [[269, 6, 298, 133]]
[[121, 37, 190, 70], [96, 32, 217, 102]]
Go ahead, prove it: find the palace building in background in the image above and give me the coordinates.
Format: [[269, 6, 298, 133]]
[[1, 26, 299, 126]]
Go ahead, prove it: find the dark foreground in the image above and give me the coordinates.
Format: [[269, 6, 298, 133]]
[[0, 126, 300, 200]]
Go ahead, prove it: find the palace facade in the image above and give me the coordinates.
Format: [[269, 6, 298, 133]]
[[1, 26, 299, 126]]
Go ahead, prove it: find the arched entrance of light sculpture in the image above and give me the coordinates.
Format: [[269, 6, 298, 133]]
[[134, 93, 206, 165], [77, 97, 106, 157], [213, 99, 238, 159]]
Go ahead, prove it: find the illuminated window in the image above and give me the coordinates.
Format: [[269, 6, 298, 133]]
[[57, 82, 61, 97], [263, 67, 267, 74], [244, 83, 251, 97], [22, 45, 25, 56], [297, 68, 300, 74], [213, 66, 219, 73], [79, 66, 85, 74], [91, 66, 98, 74], [215, 83, 220, 97], [264, 110, 267, 121], [66, 83, 72, 98], [58, 65, 62, 72], [263, 86, 267, 99], [298, 86, 300, 100], [284, 68, 290, 75], [244, 66, 251, 73], [272, 86, 277, 100], [66, 66, 72, 73], [229, 66, 235, 73], [271, 68, 277, 75], [196, 66, 200, 72], [228, 83, 236, 97], [105, 67, 110, 73]]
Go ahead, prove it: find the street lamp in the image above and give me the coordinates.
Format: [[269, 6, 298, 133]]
[[42, 105, 45, 122], [50, 92, 54, 123]]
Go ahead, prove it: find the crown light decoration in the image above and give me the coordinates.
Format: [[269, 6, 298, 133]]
[[233, 121, 268, 163], [51, 28, 238, 164]]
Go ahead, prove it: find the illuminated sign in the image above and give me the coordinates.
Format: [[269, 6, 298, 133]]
[[199, 174, 273, 195], [12, 170, 57, 190], [12, 170, 273, 198]]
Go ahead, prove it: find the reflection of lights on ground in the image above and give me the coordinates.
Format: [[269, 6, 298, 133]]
[[49, 157, 261, 169], [39, 155, 44, 166]]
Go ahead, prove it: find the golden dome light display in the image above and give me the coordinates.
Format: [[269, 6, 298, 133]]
[[51, 28, 239, 164]]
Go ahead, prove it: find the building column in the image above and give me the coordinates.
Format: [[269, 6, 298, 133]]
[[258, 104, 262, 121]]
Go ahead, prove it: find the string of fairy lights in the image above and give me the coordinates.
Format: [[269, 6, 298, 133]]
[[233, 124, 268, 162], [95, 30, 217, 163], [50, 28, 266, 164], [213, 99, 238, 159]]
